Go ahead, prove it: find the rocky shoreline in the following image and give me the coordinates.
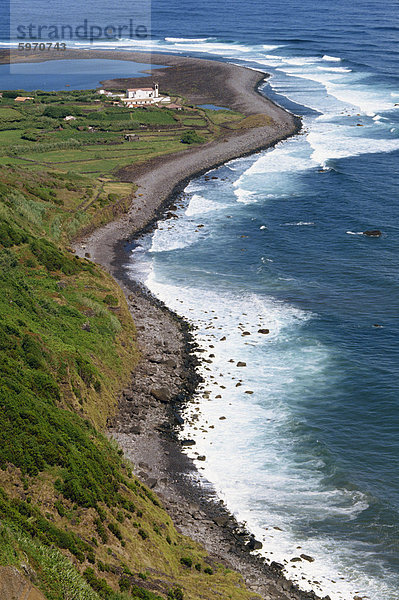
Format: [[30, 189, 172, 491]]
[[70, 51, 328, 600]]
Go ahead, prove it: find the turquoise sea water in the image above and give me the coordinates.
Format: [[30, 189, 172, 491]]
[[1, 2, 399, 598]]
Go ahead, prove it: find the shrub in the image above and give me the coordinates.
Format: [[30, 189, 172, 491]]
[[95, 518, 108, 544], [167, 587, 184, 600], [43, 105, 81, 119], [0, 249, 18, 271], [30, 238, 80, 274], [104, 294, 118, 306], [131, 585, 163, 600], [108, 522, 123, 541], [119, 576, 130, 592], [180, 557, 192, 568], [181, 130, 205, 144], [83, 567, 114, 598], [138, 528, 148, 540], [204, 567, 213, 575], [2, 91, 23, 99], [21, 131, 39, 142], [0, 221, 28, 248]]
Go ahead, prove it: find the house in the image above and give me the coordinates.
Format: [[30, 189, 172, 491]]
[[168, 103, 183, 110], [64, 115, 77, 121], [14, 96, 33, 102], [122, 83, 171, 107], [126, 83, 159, 103], [97, 89, 124, 98]]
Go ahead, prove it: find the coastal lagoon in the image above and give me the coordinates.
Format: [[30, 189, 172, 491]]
[[0, 59, 163, 90]]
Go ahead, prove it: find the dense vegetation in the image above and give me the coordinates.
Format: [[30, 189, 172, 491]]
[[0, 91, 256, 599]]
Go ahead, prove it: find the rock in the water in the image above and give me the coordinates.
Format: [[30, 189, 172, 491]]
[[237, 361, 247, 367], [363, 229, 382, 237], [258, 328, 270, 334], [173, 413, 184, 426], [247, 537, 263, 550], [150, 387, 171, 403], [181, 439, 196, 446], [300, 553, 315, 562], [197, 455, 206, 461], [290, 557, 302, 562]]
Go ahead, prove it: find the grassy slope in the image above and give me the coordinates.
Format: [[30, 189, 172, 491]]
[[0, 95, 259, 599]]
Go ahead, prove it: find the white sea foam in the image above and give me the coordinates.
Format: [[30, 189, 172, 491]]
[[317, 66, 352, 73], [284, 222, 315, 226], [185, 194, 227, 216], [322, 54, 342, 62], [233, 187, 257, 203], [284, 56, 322, 66], [149, 217, 205, 252], [307, 119, 399, 167], [165, 37, 209, 42], [239, 138, 318, 176]]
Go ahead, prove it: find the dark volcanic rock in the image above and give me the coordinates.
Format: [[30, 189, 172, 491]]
[[150, 387, 171, 403], [270, 561, 284, 572], [181, 439, 196, 446], [129, 426, 141, 435], [173, 412, 184, 426], [247, 537, 263, 550], [363, 229, 382, 237], [300, 553, 315, 562]]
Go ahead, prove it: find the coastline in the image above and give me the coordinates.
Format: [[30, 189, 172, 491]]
[[30, 49, 324, 599]]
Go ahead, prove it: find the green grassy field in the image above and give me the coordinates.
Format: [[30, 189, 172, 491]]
[[0, 92, 227, 219]]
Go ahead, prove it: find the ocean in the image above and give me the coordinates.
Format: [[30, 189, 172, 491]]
[[1, 1, 399, 598]]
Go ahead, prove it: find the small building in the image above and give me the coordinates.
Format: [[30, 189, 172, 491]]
[[168, 103, 183, 110], [124, 133, 140, 142], [97, 89, 124, 98], [126, 83, 159, 103], [14, 96, 33, 102], [64, 115, 77, 121], [122, 83, 171, 108]]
